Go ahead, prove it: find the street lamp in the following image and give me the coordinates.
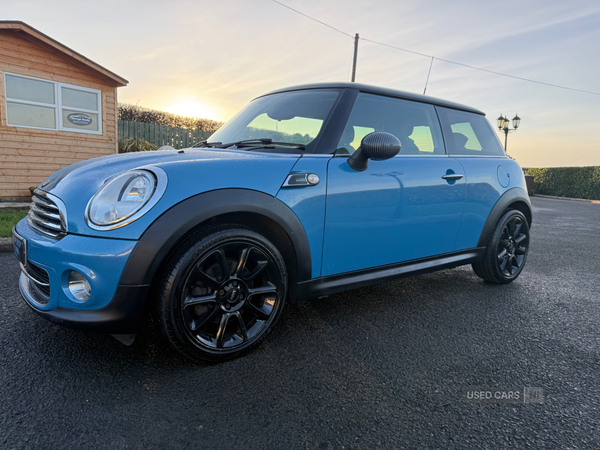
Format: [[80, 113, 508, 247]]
[[497, 113, 521, 151]]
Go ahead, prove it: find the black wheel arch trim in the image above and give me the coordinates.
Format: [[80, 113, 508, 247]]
[[477, 187, 532, 248], [118, 188, 312, 286]]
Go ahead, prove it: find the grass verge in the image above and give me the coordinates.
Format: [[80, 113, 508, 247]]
[[0, 208, 28, 238]]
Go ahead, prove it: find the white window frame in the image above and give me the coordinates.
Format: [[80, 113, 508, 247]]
[[4, 72, 102, 135]]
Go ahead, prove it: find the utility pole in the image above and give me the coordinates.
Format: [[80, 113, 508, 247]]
[[351, 33, 359, 82]]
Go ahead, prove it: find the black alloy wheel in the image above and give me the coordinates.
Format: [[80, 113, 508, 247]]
[[472, 209, 530, 284], [497, 215, 528, 277], [158, 227, 287, 362]]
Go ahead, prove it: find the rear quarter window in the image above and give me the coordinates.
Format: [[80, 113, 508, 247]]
[[437, 107, 505, 156]]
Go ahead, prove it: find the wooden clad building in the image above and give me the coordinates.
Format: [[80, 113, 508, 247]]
[[0, 21, 127, 201]]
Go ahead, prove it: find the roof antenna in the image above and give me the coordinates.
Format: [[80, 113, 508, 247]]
[[423, 57, 434, 95]]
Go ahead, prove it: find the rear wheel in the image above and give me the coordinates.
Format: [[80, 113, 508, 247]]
[[157, 227, 287, 362], [472, 210, 530, 284]]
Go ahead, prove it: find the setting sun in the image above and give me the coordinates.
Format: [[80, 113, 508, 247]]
[[164, 100, 220, 120]]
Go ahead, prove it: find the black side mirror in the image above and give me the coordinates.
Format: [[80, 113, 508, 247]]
[[347, 132, 401, 171]]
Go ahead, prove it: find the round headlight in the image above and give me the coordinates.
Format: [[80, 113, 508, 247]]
[[87, 170, 156, 227]]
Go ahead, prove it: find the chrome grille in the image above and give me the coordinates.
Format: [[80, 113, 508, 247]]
[[28, 190, 68, 239], [20, 261, 51, 305]]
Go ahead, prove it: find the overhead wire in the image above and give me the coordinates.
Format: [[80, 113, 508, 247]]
[[270, 0, 354, 39], [270, 0, 600, 97], [363, 38, 600, 96]]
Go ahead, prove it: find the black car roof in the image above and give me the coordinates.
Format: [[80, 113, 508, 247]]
[[260, 82, 485, 115]]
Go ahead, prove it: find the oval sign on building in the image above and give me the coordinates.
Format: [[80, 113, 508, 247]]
[[67, 113, 93, 126]]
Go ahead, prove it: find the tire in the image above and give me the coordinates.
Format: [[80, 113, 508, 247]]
[[472, 209, 530, 284], [157, 227, 287, 362]]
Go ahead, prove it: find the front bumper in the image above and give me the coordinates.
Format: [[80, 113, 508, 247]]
[[14, 219, 150, 334], [20, 279, 150, 333]]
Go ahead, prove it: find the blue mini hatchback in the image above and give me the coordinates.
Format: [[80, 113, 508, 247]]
[[13, 83, 532, 361]]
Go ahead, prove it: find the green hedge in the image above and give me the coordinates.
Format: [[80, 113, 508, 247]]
[[118, 103, 223, 132], [527, 166, 600, 200]]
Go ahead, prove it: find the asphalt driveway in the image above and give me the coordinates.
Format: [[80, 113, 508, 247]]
[[1, 196, 599, 449]]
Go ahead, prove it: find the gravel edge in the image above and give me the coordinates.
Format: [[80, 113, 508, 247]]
[[533, 194, 600, 204]]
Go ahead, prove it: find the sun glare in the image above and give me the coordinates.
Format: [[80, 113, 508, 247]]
[[165, 100, 219, 120]]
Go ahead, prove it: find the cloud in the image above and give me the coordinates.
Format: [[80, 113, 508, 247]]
[[3, 0, 600, 166]]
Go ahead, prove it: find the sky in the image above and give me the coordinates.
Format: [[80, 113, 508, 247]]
[[3, 0, 600, 167]]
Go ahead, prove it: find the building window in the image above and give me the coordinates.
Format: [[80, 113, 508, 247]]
[[4, 73, 102, 135]]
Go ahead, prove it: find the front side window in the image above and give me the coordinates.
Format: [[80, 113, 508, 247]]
[[209, 89, 340, 150], [4, 73, 102, 135], [336, 92, 445, 155], [437, 107, 505, 156]]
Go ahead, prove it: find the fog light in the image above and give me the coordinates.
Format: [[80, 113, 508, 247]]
[[68, 271, 91, 302]]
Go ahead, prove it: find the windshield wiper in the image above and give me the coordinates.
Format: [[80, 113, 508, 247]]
[[220, 138, 306, 151], [192, 140, 222, 148]]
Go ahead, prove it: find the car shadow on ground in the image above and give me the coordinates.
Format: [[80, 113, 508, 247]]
[[7, 257, 530, 375]]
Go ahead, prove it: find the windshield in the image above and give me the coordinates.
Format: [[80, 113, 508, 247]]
[[208, 89, 340, 150]]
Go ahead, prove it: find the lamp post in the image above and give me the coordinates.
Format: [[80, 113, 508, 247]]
[[496, 114, 521, 151]]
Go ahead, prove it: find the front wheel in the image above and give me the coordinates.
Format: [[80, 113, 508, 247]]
[[472, 210, 530, 284], [157, 227, 287, 362]]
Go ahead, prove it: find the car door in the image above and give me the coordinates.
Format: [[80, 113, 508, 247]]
[[320, 93, 466, 277]]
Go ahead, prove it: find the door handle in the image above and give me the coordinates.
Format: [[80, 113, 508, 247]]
[[442, 174, 464, 180]]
